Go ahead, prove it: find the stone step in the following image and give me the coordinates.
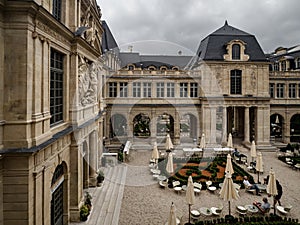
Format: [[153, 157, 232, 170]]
[[110, 165, 127, 225], [103, 165, 127, 225]]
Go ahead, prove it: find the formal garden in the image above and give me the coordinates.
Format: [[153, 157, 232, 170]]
[[157, 156, 254, 189]]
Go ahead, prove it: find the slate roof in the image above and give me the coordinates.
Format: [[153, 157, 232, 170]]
[[101, 20, 119, 53], [119, 53, 193, 69], [196, 21, 267, 62]]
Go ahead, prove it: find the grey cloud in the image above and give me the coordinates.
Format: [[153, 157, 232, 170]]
[[98, 0, 300, 55]]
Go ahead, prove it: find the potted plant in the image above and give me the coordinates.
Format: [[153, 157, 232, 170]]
[[97, 170, 105, 185], [80, 204, 89, 221]]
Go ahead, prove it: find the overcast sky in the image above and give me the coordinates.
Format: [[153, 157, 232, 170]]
[[97, 0, 300, 55]]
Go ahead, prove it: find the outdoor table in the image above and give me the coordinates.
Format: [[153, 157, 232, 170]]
[[245, 204, 259, 213], [174, 186, 182, 194], [200, 207, 212, 216], [153, 174, 159, 179], [157, 175, 167, 181], [182, 185, 187, 191], [151, 169, 161, 174], [256, 183, 267, 193], [191, 209, 200, 218], [208, 186, 217, 192]]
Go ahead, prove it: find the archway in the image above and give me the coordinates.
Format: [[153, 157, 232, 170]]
[[133, 113, 151, 137], [290, 114, 300, 142], [110, 114, 127, 137], [270, 114, 283, 142], [51, 163, 66, 225], [180, 114, 197, 142], [157, 113, 174, 137]]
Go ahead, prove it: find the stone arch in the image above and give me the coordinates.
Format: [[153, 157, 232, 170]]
[[156, 113, 174, 137], [270, 113, 284, 141], [290, 114, 300, 142], [50, 161, 68, 225], [110, 114, 127, 137], [133, 113, 151, 137], [180, 113, 198, 140]]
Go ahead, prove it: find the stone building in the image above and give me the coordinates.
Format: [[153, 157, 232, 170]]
[[0, 0, 110, 224], [104, 21, 284, 151], [268, 45, 300, 144]]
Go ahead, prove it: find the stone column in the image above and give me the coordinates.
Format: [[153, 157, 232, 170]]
[[283, 115, 290, 143], [174, 111, 180, 145], [243, 106, 250, 145], [221, 106, 227, 145], [89, 131, 97, 187], [151, 109, 157, 143], [210, 107, 217, 144]]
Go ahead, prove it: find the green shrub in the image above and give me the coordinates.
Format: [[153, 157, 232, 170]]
[[80, 205, 89, 221]]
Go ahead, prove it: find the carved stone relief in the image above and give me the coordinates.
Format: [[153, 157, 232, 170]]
[[78, 56, 98, 106]]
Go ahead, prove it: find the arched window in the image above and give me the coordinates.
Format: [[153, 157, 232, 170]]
[[230, 70, 242, 94], [232, 44, 241, 60]]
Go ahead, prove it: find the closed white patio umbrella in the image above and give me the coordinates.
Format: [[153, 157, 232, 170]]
[[186, 176, 195, 224], [256, 152, 263, 183], [227, 133, 233, 148], [151, 141, 159, 164], [165, 134, 174, 152], [225, 154, 234, 175], [219, 172, 239, 216], [250, 140, 257, 162], [168, 202, 177, 225], [166, 152, 174, 174], [199, 133, 206, 149], [267, 168, 278, 215]]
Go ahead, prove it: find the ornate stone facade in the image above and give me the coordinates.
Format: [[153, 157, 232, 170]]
[[0, 0, 108, 224]]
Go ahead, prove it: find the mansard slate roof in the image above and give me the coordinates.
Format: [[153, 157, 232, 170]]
[[101, 20, 119, 53], [268, 45, 300, 62], [119, 53, 192, 69], [196, 21, 267, 61]]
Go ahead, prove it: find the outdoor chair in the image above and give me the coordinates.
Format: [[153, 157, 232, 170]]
[[193, 182, 202, 195], [173, 181, 182, 194], [211, 204, 223, 216]]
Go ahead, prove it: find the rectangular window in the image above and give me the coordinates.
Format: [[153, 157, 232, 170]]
[[190, 83, 198, 97], [281, 61, 286, 71], [296, 58, 300, 69], [143, 82, 152, 97], [109, 82, 117, 97], [274, 63, 279, 71], [50, 49, 64, 126], [167, 83, 175, 97], [289, 83, 296, 98], [180, 83, 188, 97], [298, 84, 300, 98], [230, 70, 242, 94], [133, 82, 141, 97], [156, 82, 164, 98], [276, 83, 285, 98], [269, 83, 275, 98], [52, 0, 62, 21], [120, 82, 128, 97]]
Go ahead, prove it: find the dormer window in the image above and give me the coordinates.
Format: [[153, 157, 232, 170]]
[[160, 66, 167, 71], [172, 66, 179, 71], [232, 44, 241, 60], [295, 58, 300, 69], [128, 64, 135, 70], [224, 40, 249, 61], [148, 66, 156, 71]]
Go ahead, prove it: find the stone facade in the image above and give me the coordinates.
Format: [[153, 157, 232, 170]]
[[0, 0, 108, 224]]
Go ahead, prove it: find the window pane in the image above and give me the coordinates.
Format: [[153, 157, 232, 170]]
[[230, 70, 242, 94], [232, 44, 240, 60], [50, 49, 64, 125], [180, 83, 188, 97], [167, 83, 174, 97]]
